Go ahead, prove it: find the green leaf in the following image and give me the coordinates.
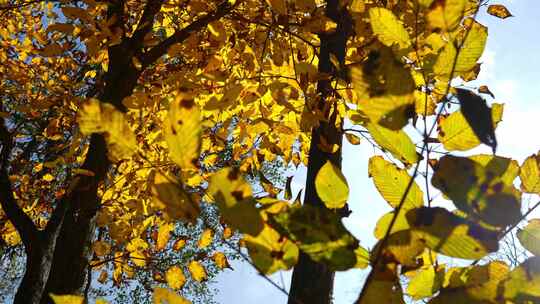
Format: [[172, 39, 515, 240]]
[[368, 7, 411, 49], [406, 207, 499, 259], [208, 168, 264, 235], [315, 161, 349, 209], [164, 93, 202, 170], [271, 205, 360, 271], [438, 103, 503, 151], [243, 224, 299, 274], [431, 155, 522, 227], [520, 153, 540, 194], [368, 156, 424, 209], [78, 99, 137, 161], [503, 257, 540, 302], [407, 265, 444, 300], [367, 123, 419, 167], [517, 219, 540, 256]]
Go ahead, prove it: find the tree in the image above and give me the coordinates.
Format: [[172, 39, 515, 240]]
[[2, 1, 540, 304]]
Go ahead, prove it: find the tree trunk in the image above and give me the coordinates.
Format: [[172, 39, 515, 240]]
[[14, 232, 61, 304], [41, 41, 140, 303], [287, 1, 352, 304]]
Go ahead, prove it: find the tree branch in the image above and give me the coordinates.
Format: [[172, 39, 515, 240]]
[[130, 0, 165, 48], [0, 118, 38, 247], [141, 0, 237, 68]]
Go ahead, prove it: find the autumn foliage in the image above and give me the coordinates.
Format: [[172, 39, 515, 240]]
[[1, 0, 539, 304]]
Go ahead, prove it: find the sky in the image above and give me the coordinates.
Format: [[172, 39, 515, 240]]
[[213, 1, 540, 303]]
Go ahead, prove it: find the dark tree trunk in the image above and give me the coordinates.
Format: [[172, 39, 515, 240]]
[[41, 41, 141, 303], [14, 233, 59, 304], [287, 1, 352, 304]]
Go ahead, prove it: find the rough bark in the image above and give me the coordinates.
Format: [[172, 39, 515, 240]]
[[287, 1, 352, 304]]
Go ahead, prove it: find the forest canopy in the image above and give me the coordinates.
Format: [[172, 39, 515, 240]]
[[0, 0, 539, 304]]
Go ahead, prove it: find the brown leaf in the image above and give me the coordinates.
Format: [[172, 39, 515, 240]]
[[487, 4, 513, 19]]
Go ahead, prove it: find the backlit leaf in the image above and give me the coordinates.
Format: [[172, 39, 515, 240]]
[[407, 266, 444, 300], [517, 219, 540, 256], [208, 168, 264, 235], [503, 257, 540, 302], [165, 266, 186, 290], [151, 173, 200, 223], [49, 294, 83, 304], [271, 204, 360, 271], [487, 4, 513, 19], [433, 20, 487, 77], [427, 0, 467, 32], [197, 228, 213, 249], [153, 287, 191, 304], [78, 99, 137, 161], [520, 153, 540, 194], [315, 161, 349, 209], [243, 224, 299, 274], [212, 252, 231, 270], [368, 156, 424, 209], [406, 207, 499, 259], [438, 103, 503, 152], [431, 155, 522, 227], [456, 88, 498, 153], [366, 123, 419, 167], [164, 93, 201, 170], [369, 8, 411, 49], [188, 260, 207, 282]]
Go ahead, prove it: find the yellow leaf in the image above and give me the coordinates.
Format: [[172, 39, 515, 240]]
[[345, 133, 361, 145], [369, 8, 411, 49], [520, 153, 540, 194], [208, 168, 264, 235], [156, 223, 175, 251], [173, 238, 187, 251], [315, 161, 349, 209], [77, 99, 137, 162], [49, 294, 83, 304], [151, 173, 200, 223], [197, 228, 213, 249], [164, 93, 201, 170], [92, 240, 111, 257], [427, 0, 467, 31], [188, 260, 207, 282], [350, 0, 365, 13], [153, 287, 191, 304], [43, 173, 55, 182], [366, 123, 419, 167], [265, 0, 287, 15], [487, 4, 513, 19], [438, 103, 503, 151], [433, 20, 487, 77], [368, 156, 424, 209], [165, 266, 186, 290], [517, 219, 540, 256], [212, 252, 231, 270], [243, 224, 299, 274]]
